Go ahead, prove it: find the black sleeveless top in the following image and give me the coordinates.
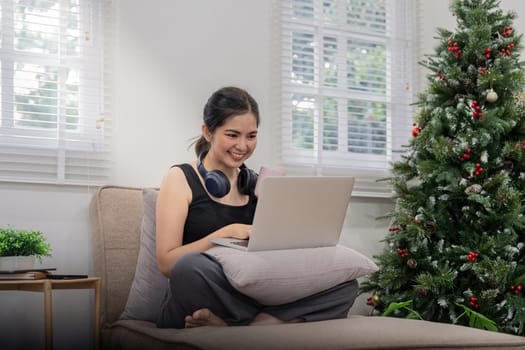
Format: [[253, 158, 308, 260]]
[[174, 163, 258, 245]]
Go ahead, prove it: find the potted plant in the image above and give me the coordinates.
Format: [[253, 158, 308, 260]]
[[0, 226, 52, 271]]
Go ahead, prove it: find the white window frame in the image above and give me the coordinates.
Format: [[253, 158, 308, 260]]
[[0, 0, 113, 185], [274, 0, 416, 196]]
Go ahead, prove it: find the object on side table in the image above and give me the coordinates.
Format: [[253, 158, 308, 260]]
[[0, 271, 49, 280], [0, 226, 52, 269], [47, 274, 89, 279], [0, 268, 56, 280]]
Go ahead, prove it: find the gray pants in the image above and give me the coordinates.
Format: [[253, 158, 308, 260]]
[[157, 252, 359, 329]]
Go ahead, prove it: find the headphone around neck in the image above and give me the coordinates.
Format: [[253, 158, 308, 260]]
[[196, 152, 258, 198]]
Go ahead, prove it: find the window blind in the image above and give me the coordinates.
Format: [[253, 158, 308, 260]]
[[0, 0, 113, 185], [274, 0, 416, 196]]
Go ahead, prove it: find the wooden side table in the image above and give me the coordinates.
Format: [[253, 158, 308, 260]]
[[0, 277, 101, 350]]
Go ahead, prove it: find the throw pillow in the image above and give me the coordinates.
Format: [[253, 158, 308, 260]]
[[206, 245, 378, 305], [120, 188, 167, 322]]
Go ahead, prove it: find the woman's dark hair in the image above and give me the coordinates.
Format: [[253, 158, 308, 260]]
[[194, 86, 260, 156]]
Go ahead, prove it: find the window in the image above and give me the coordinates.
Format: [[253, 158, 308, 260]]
[[0, 0, 113, 185], [275, 0, 415, 195]]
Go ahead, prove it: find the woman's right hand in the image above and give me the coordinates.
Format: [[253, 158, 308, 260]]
[[219, 223, 252, 240]]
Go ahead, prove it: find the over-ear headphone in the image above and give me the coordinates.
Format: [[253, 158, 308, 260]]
[[197, 152, 258, 198]]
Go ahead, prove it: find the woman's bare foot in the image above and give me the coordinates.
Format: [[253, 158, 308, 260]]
[[249, 312, 303, 326], [184, 308, 227, 328]]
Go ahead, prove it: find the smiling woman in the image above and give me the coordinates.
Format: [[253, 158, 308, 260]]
[[154, 86, 360, 329]]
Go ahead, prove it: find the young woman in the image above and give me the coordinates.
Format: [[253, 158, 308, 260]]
[[156, 86, 358, 329]]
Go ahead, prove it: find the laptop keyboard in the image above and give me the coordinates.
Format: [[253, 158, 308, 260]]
[[232, 240, 249, 247]]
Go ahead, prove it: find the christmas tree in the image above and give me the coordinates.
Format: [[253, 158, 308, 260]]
[[360, 0, 525, 335]]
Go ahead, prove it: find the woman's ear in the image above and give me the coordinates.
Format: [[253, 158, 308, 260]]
[[201, 124, 212, 142]]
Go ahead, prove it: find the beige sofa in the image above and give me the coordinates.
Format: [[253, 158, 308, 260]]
[[90, 185, 525, 350]]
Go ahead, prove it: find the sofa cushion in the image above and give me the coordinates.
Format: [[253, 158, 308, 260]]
[[106, 316, 525, 350], [120, 188, 167, 322], [206, 245, 378, 305], [90, 185, 145, 324]]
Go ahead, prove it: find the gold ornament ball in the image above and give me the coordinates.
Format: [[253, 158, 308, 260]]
[[486, 89, 498, 103], [367, 292, 380, 306]]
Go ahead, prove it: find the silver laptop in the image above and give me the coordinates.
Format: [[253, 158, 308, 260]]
[[209, 176, 355, 251]]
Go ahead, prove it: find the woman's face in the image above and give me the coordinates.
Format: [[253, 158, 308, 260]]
[[205, 112, 258, 169]]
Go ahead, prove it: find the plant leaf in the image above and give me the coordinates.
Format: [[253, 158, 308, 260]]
[[382, 300, 414, 317], [455, 304, 498, 332]]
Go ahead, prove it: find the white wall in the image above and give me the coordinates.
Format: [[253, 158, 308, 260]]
[[112, 0, 274, 187], [1, 1, 525, 349]]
